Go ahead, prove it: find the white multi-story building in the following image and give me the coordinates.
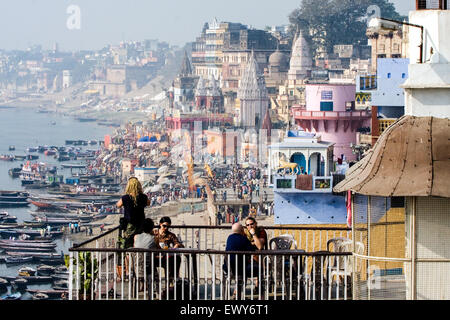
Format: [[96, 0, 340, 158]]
[[62, 70, 72, 89]]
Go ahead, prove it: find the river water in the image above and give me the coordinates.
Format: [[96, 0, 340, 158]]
[[0, 106, 115, 299]]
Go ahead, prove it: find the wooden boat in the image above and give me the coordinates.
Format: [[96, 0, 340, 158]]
[[8, 168, 22, 178], [55, 266, 68, 273], [13, 155, 26, 161], [6, 251, 62, 258], [0, 215, 17, 223], [0, 230, 59, 240], [0, 201, 29, 207], [0, 239, 53, 244], [1, 238, 52, 243], [0, 278, 8, 293], [29, 210, 96, 219], [26, 154, 39, 160], [36, 256, 65, 264], [0, 292, 21, 300], [61, 163, 86, 169], [44, 150, 56, 156], [24, 182, 50, 190], [53, 279, 68, 289], [29, 217, 85, 226], [18, 266, 37, 276], [32, 292, 49, 300], [51, 274, 69, 281], [0, 191, 29, 207], [30, 200, 56, 209], [11, 278, 28, 290], [8, 146, 15, 151], [0, 245, 55, 252], [37, 264, 56, 276], [26, 289, 67, 299], [37, 146, 47, 153], [0, 229, 63, 239], [0, 239, 57, 248], [22, 220, 46, 228], [4, 256, 34, 265], [0, 155, 14, 161], [0, 223, 22, 229], [16, 275, 53, 284]]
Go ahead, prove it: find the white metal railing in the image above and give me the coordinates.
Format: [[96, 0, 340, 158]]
[[69, 248, 352, 301], [69, 225, 352, 300]]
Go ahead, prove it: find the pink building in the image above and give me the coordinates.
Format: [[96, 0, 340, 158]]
[[292, 83, 371, 161]]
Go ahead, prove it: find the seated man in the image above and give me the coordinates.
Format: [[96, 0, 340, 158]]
[[223, 223, 255, 299], [243, 217, 267, 250], [133, 218, 159, 293]]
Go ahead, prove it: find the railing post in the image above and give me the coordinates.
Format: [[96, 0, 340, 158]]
[[69, 251, 73, 300]]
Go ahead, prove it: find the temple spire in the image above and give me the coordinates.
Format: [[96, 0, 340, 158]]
[[179, 50, 193, 76]]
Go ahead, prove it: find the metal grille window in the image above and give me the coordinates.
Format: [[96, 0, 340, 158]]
[[321, 91, 333, 100], [352, 194, 407, 300]]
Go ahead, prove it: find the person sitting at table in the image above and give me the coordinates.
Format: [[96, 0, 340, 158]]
[[154, 216, 183, 249], [134, 218, 158, 249], [243, 217, 267, 250], [133, 218, 159, 292], [154, 216, 183, 283], [223, 223, 255, 299]]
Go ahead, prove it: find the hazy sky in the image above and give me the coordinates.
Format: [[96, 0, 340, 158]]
[[0, 0, 415, 51]]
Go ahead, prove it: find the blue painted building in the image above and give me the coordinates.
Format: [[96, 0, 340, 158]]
[[269, 130, 347, 225], [357, 58, 409, 118], [274, 193, 347, 225]]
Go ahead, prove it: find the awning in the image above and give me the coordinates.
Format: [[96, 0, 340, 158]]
[[333, 116, 450, 197]]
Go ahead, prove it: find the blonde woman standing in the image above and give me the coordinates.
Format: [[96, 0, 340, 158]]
[[117, 177, 150, 248]]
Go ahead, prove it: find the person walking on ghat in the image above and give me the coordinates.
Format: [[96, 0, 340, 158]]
[[116, 177, 150, 249]]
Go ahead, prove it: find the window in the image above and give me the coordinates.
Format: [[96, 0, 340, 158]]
[[402, 73, 406, 79], [320, 101, 333, 111], [276, 179, 292, 189], [321, 90, 333, 100], [387, 73, 391, 79], [393, 43, 400, 52]]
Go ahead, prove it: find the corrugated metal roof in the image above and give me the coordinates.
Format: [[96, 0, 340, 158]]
[[333, 116, 450, 197]]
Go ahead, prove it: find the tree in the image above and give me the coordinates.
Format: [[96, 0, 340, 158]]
[[289, 0, 406, 58]]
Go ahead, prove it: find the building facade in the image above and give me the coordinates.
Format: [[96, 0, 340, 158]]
[[292, 83, 371, 161]]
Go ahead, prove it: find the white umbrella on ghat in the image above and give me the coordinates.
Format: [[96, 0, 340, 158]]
[[150, 185, 161, 193], [157, 166, 168, 174]]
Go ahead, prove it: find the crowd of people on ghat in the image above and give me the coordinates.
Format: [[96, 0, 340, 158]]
[[209, 166, 267, 200]]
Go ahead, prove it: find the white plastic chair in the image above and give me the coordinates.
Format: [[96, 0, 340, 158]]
[[327, 237, 364, 282], [269, 234, 298, 250]]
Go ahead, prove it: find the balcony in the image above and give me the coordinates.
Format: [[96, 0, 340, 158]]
[[273, 175, 333, 193], [292, 108, 371, 133], [68, 225, 357, 300], [292, 109, 371, 120]]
